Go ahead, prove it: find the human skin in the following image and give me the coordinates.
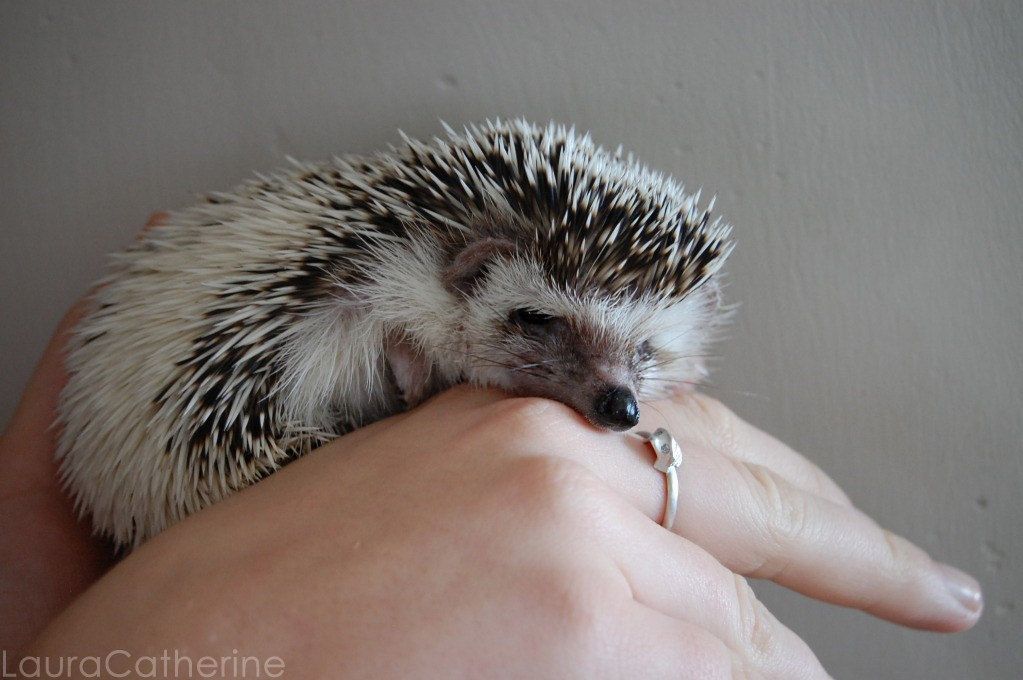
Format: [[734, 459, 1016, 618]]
[[1, 216, 982, 677]]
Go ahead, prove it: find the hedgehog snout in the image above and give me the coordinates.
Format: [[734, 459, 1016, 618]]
[[592, 385, 640, 431]]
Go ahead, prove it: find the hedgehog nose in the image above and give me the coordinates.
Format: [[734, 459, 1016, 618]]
[[593, 386, 640, 431]]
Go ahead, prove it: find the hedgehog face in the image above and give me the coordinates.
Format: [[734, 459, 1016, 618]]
[[446, 242, 722, 431], [492, 304, 644, 430]]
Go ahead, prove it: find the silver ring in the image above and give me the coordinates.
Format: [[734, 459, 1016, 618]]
[[635, 427, 682, 530]]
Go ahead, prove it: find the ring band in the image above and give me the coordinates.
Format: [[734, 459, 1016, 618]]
[[635, 428, 683, 530]]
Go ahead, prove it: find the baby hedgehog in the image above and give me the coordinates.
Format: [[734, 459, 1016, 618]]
[[57, 119, 733, 547]]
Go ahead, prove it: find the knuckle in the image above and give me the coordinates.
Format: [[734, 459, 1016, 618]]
[[801, 457, 852, 507], [880, 528, 926, 578], [730, 658, 755, 680], [501, 455, 602, 523], [880, 528, 906, 564], [685, 392, 742, 458], [744, 462, 809, 554], [808, 461, 840, 501], [731, 573, 777, 663], [539, 573, 612, 653], [683, 633, 751, 680], [856, 528, 933, 613]]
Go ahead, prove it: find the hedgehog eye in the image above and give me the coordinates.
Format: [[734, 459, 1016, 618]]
[[637, 340, 654, 361], [509, 308, 557, 327]]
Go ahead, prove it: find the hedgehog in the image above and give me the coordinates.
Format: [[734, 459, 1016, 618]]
[[56, 119, 733, 548]]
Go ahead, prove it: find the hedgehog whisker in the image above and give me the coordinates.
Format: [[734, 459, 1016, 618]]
[[640, 378, 763, 400], [433, 339, 560, 371], [431, 343, 553, 374], [431, 346, 524, 371], [645, 325, 714, 356], [642, 353, 717, 372], [640, 377, 709, 388]]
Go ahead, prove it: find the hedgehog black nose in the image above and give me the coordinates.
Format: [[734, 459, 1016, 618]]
[[593, 386, 640, 431]]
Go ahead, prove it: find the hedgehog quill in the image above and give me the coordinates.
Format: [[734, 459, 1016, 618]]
[[58, 119, 733, 547]]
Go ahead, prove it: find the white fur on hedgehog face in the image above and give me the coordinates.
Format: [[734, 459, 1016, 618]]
[[320, 232, 722, 432], [452, 253, 720, 428]]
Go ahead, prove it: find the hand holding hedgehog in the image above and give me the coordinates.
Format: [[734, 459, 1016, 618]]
[[58, 120, 732, 547], [4, 225, 982, 663], [16, 380, 982, 675]]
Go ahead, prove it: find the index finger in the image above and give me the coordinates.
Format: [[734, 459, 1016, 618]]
[[511, 401, 984, 633], [672, 450, 984, 632]]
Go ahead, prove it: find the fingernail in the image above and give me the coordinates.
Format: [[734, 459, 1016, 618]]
[[936, 563, 983, 614]]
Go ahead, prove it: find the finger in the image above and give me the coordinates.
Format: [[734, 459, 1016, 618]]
[[674, 449, 983, 632], [600, 492, 830, 679], [642, 393, 852, 507], [616, 603, 754, 680], [531, 413, 982, 633]]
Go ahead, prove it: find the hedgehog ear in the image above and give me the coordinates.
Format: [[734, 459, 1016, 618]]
[[442, 238, 515, 297]]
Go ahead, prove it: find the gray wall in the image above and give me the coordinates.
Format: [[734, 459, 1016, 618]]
[[2, 1, 1020, 677]]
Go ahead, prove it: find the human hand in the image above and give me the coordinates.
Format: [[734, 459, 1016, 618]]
[[6, 215, 980, 676], [0, 281, 113, 653], [628, 395, 983, 632], [29, 387, 833, 679]]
